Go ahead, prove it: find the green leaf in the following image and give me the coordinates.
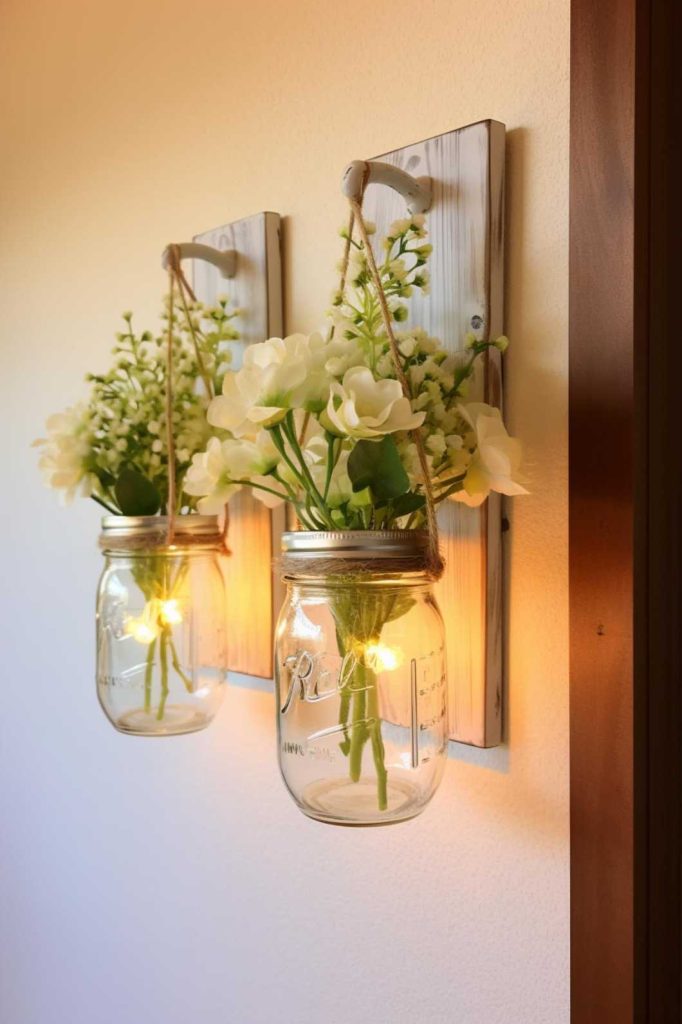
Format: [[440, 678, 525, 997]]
[[347, 436, 410, 501], [92, 465, 116, 488], [114, 468, 161, 516], [390, 492, 426, 517]]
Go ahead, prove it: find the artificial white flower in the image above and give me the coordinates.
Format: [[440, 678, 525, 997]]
[[324, 367, 425, 439], [426, 433, 446, 459], [387, 258, 408, 282], [208, 333, 331, 434], [388, 217, 412, 237], [398, 336, 417, 358], [184, 432, 282, 513], [318, 333, 366, 379], [183, 438, 242, 513], [346, 248, 368, 283], [33, 404, 96, 503], [452, 403, 528, 507]]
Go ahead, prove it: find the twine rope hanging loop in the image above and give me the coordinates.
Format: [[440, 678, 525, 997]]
[[164, 246, 179, 546], [344, 196, 445, 579], [163, 243, 229, 552]]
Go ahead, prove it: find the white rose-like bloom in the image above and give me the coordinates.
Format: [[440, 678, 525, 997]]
[[184, 432, 282, 514], [208, 333, 334, 434], [33, 404, 96, 504], [452, 403, 528, 507], [324, 366, 425, 439]]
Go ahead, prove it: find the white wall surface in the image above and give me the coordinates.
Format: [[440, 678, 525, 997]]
[[0, 1, 570, 1021]]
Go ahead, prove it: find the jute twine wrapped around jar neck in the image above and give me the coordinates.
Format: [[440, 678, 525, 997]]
[[98, 515, 225, 553]]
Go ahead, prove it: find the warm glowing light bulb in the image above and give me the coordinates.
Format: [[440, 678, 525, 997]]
[[365, 642, 403, 672], [125, 618, 159, 644], [125, 597, 182, 644], [160, 599, 183, 625]]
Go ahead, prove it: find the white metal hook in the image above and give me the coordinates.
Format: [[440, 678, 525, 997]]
[[341, 159, 432, 215], [161, 242, 237, 279]]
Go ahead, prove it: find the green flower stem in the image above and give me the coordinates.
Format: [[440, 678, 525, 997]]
[[271, 422, 334, 529], [269, 425, 309, 491], [169, 636, 193, 694], [348, 663, 368, 783], [268, 468, 318, 529], [144, 637, 157, 712], [323, 434, 338, 502], [338, 684, 352, 756], [304, 493, 327, 530], [434, 478, 466, 503], [157, 627, 170, 720], [229, 478, 289, 502], [281, 413, 334, 525], [365, 664, 388, 811], [91, 493, 119, 514], [329, 585, 416, 810], [271, 472, 318, 529], [336, 628, 352, 755]]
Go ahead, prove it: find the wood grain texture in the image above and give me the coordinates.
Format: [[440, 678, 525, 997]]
[[193, 212, 283, 678], [361, 120, 505, 746], [569, 2, 636, 1019]]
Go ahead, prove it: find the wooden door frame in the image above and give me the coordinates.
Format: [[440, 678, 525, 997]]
[[570, 0, 681, 1019]]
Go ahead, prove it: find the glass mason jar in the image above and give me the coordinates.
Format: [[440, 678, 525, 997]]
[[275, 531, 448, 826], [97, 515, 227, 736]]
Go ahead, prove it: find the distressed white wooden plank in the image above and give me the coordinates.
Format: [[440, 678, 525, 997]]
[[360, 120, 505, 746], [193, 212, 284, 679]]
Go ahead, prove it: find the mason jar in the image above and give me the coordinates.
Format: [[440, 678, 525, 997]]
[[274, 531, 448, 826], [97, 515, 227, 736]]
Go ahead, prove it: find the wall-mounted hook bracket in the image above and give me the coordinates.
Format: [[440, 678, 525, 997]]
[[341, 159, 433, 215], [161, 242, 237, 279]]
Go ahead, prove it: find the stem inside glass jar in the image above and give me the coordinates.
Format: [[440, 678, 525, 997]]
[[126, 553, 193, 720], [331, 581, 415, 812]]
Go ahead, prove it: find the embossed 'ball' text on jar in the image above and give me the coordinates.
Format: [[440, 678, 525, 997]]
[[96, 515, 227, 736], [275, 531, 448, 826]]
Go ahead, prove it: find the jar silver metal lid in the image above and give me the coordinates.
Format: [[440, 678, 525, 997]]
[[281, 530, 430, 559], [100, 515, 223, 548], [279, 530, 435, 578]]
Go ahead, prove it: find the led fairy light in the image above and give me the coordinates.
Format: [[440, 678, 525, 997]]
[[124, 597, 185, 645], [364, 642, 403, 673]]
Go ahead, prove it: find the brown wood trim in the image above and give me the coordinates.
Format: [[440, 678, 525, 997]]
[[570, 0, 636, 1018], [570, 0, 682, 1019], [635, 0, 682, 1017]]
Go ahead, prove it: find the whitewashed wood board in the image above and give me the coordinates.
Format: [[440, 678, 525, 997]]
[[193, 212, 285, 679], [360, 120, 505, 746]]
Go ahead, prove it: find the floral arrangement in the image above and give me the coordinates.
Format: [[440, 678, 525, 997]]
[[35, 217, 525, 533], [35, 294, 238, 724], [35, 215, 526, 781], [183, 217, 526, 523], [34, 295, 238, 514], [181, 215, 526, 811]]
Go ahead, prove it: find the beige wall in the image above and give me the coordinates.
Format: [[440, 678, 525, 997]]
[[0, 2, 570, 1021]]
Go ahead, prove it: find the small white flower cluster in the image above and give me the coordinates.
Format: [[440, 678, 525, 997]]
[[34, 298, 239, 512], [184, 217, 526, 529]]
